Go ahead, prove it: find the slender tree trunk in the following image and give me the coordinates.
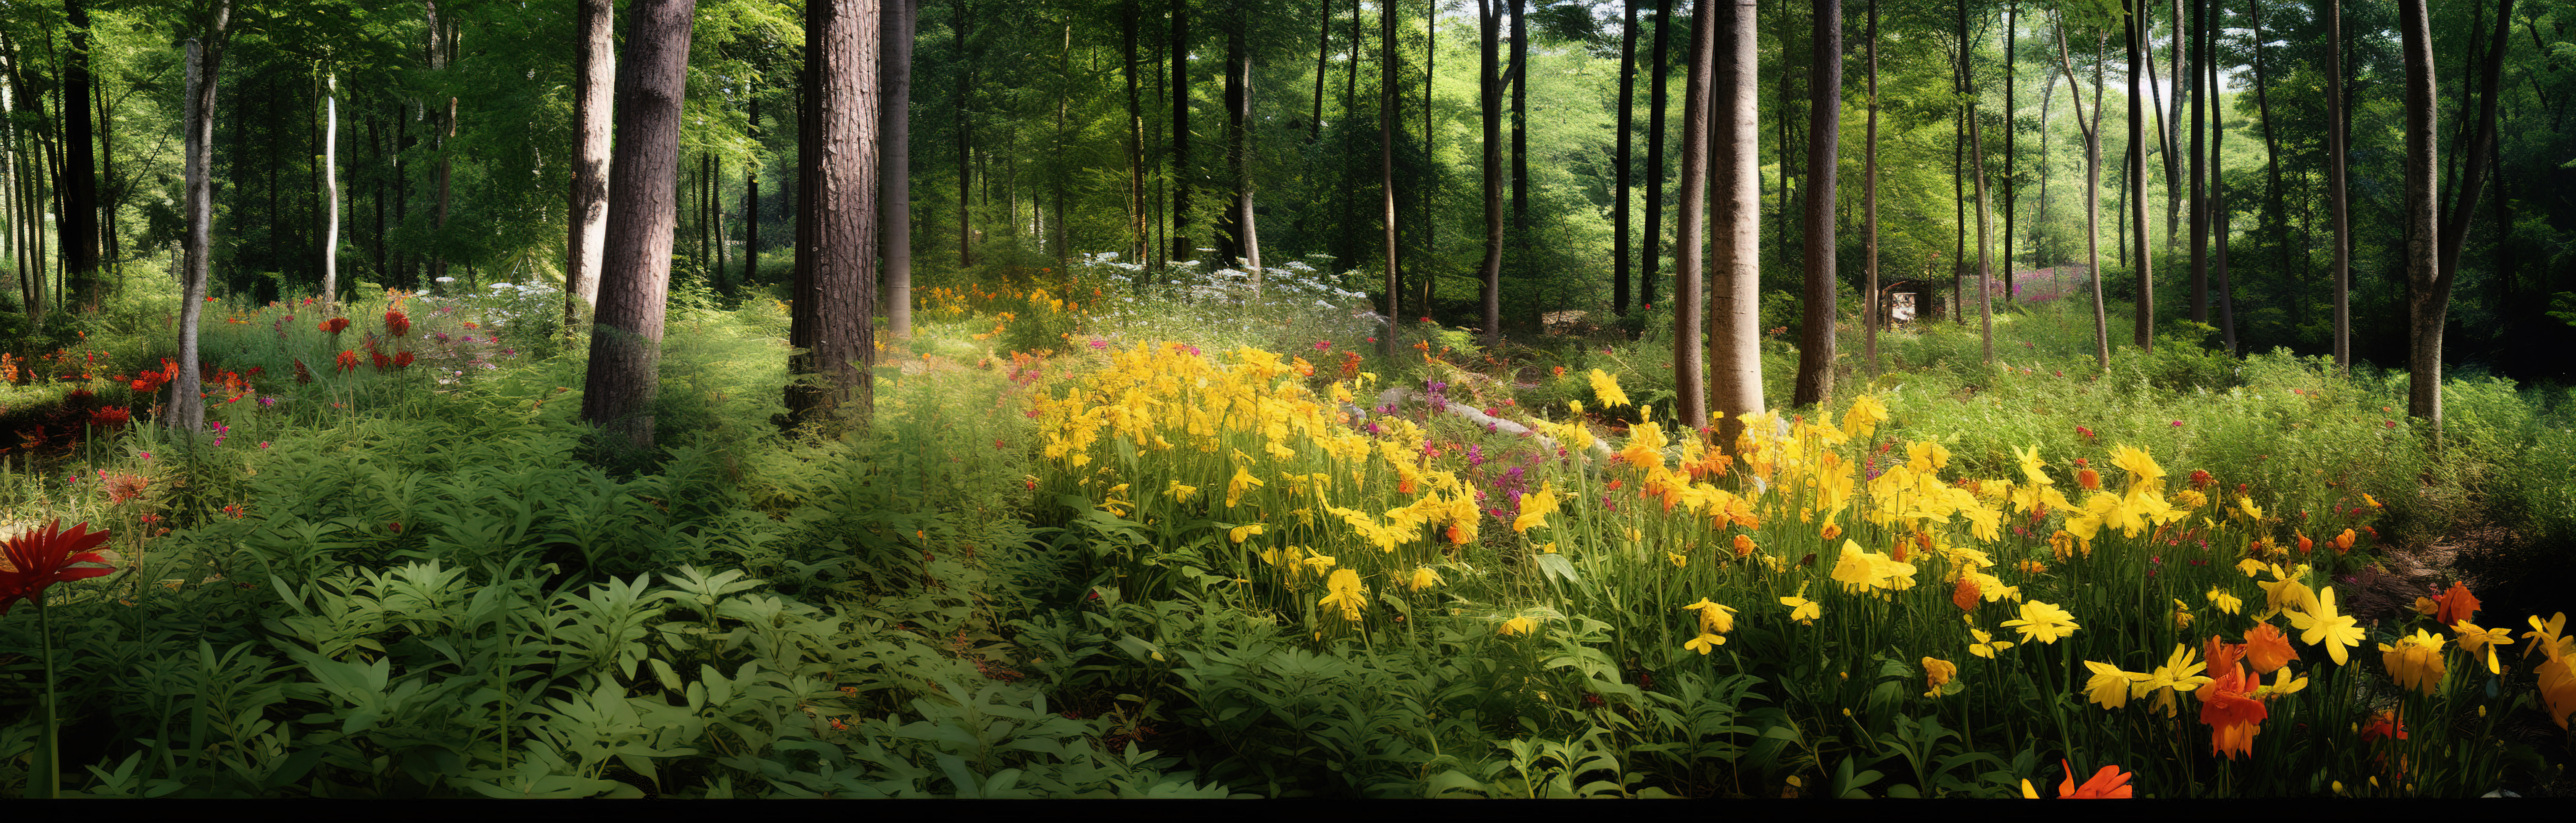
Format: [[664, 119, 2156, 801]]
[[745, 87, 761, 287], [2128, 0, 2151, 351], [2188, 0, 2206, 323], [2004, 3, 2017, 304], [2055, 18, 2110, 370], [1864, 0, 1878, 377], [956, 0, 973, 268], [1232, 22, 1261, 280], [1170, 0, 1192, 262], [1711, 0, 1761, 444], [583, 0, 702, 448], [322, 74, 339, 306], [2326, 0, 2348, 374], [2399, 0, 2442, 433], [1614, 0, 1638, 316], [61, 0, 98, 307], [1477, 0, 1502, 349], [1673, 0, 1716, 429], [1643, 0, 1672, 310], [2209, 4, 2235, 350], [175, 9, 231, 435], [1311, 0, 1330, 143], [1965, 0, 1995, 364], [2251, 0, 2291, 333], [1381, 0, 1400, 348], [1510, 0, 1528, 244], [1793, 0, 1839, 405], [1128, 0, 1148, 262], [2439, 0, 2511, 296], [883, 0, 916, 336]]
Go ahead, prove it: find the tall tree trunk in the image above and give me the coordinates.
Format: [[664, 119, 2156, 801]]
[[2326, 0, 2348, 374], [1793, 0, 1838, 405], [1643, 0, 1673, 309], [1864, 0, 1878, 377], [2127, 0, 2151, 351], [2439, 0, 2512, 296], [745, 86, 761, 287], [1381, 0, 1399, 348], [1709, 0, 1760, 445], [2003, 3, 2016, 304], [2188, 0, 2206, 323], [1614, 0, 1638, 316], [427, 0, 454, 292], [1509, 0, 1527, 241], [1310, 0, 1330, 142], [1170, 0, 1192, 262], [1128, 0, 1149, 262], [2399, 0, 2443, 433], [583, 0, 702, 448], [2209, 4, 2235, 350], [2250, 0, 2291, 334], [1477, 0, 1501, 350], [61, 0, 98, 308], [1672, 0, 1714, 429], [322, 73, 339, 306], [1970, 1, 1996, 364], [956, 0, 972, 268], [175, 8, 232, 435], [1231, 22, 1261, 280], [883, 0, 916, 336], [2055, 17, 2110, 370]]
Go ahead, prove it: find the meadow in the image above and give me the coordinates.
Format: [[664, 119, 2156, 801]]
[[2, 259, 2572, 798]]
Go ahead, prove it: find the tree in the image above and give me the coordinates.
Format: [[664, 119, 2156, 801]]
[[1477, 0, 1502, 349], [784, 0, 884, 429], [321, 73, 339, 311], [2053, 12, 2110, 371], [1641, 0, 1672, 309], [582, 0, 701, 448], [2324, 0, 2349, 375], [2126, 0, 2150, 351], [883, 0, 918, 338], [2187, 0, 2205, 325], [61, 0, 99, 308], [1613, 0, 1637, 316], [172, 1, 233, 436], [565, 0, 612, 330], [1863, 0, 1878, 378], [1708, 0, 1760, 445], [1965, 0, 1994, 365], [2398, 0, 2439, 432], [1379, 0, 1397, 348], [1791, 0, 1838, 405]]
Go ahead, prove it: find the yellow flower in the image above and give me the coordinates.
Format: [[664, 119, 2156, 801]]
[[1410, 565, 1445, 593], [2082, 661, 2147, 709], [2136, 643, 2215, 718], [1829, 539, 1918, 594], [1685, 633, 1727, 655], [2525, 613, 2572, 662], [1667, 552, 1689, 568], [2452, 620, 2512, 675], [2110, 444, 2167, 496], [2253, 666, 2308, 698], [2377, 627, 2448, 695], [2206, 586, 2244, 615], [1779, 583, 1821, 625], [1226, 465, 1266, 508], [1167, 481, 1200, 501], [1841, 395, 1891, 440], [1968, 627, 2015, 658], [1907, 441, 1951, 474], [1498, 616, 1539, 637], [1588, 369, 1632, 408], [2236, 496, 2266, 523], [2236, 558, 2269, 579], [2287, 585, 2367, 666], [1317, 568, 1368, 622], [2000, 601, 2080, 644], [1682, 598, 1738, 634], [1512, 481, 1560, 534], [1922, 657, 1958, 697], [1228, 523, 1265, 543], [2171, 598, 2195, 631]]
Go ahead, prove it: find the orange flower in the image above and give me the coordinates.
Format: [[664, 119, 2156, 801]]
[[2056, 760, 2134, 799], [2331, 528, 2357, 555], [2244, 622, 2298, 674], [320, 316, 351, 335], [2203, 634, 2245, 677], [2435, 581, 2480, 627], [2198, 663, 2267, 759], [0, 520, 116, 616], [1952, 577, 1981, 612], [2295, 530, 2314, 556], [2359, 709, 2407, 745], [1820, 523, 1842, 541], [1732, 534, 1756, 558], [383, 309, 411, 337], [2076, 468, 2101, 491], [335, 350, 360, 373]]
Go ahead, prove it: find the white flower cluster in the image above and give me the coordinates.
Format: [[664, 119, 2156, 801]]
[[478, 281, 563, 331]]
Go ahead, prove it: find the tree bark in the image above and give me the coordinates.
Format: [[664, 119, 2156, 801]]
[[1380, 0, 1399, 348], [2399, 0, 2442, 434], [2326, 0, 2348, 374], [1673, 0, 1716, 429], [62, 0, 99, 307], [1170, 0, 1192, 262], [1710, 0, 1763, 445], [175, 8, 231, 435], [2003, 3, 2017, 305], [1965, 0, 1995, 364], [1864, 0, 1878, 377], [1233, 21, 1262, 280], [2054, 16, 2110, 371], [1792, 0, 1838, 405], [1477, 0, 1502, 350], [583, 0, 702, 448], [2188, 0, 2206, 323], [2127, 0, 2151, 351], [1128, 0, 1149, 262], [1614, 0, 1638, 316], [2439, 0, 2512, 299], [323, 74, 339, 308], [1643, 0, 1672, 309], [1510, 0, 1528, 244], [882, 0, 916, 337], [2209, 3, 2235, 351], [1311, 0, 1330, 143]]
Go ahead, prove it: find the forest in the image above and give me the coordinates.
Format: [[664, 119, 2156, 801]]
[[2, 0, 2574, 799]]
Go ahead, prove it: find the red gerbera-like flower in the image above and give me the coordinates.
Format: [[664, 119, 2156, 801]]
[[336, 350, 361, 373], [370, 351, 393, 372], [320, 317, 351, 336], [384, 309, 411, 337], [394, 351, 415, 369], [0, 520, 116, 616], [2198, 663, 2268, 759]]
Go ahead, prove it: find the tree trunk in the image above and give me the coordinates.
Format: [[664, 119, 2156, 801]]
[[323, 74, 339, 307], [1643, 0, 1672, 309], [62, 0, 99, 308], [1310, 0, 1330, 143], [1672, 0, 1715, 429], [745, 87, 761, 287], [583, 0, 701, 449], [2251, 0, 2292, 334], [956, 0, 972, 268], [175, 9, 231, 435], [2127, 0, 2151, 351], [2326, 0, 2348, 374], [2439, 0, 2512, 298], [1477, 0, 1501, 350], [2208, 4, 2235, 351], [883, 0, 916, 336], [2188, 0, 2206, 324], [1380, 0, 1399, 349], [1966, 0, 1995, 365], [1864, 0, 1878, 377], [1233, 23, 1262, 281], [1792, 0, 1838, 406], [1510, 0, 1528, 245], [1614, 0, 1637, 316], [2055, 17, 2110, 371], [2399, 0, 2442, 434], [1170, 0, 1192, 262], [1128, 0, 1148, 262], [2003, 3, 2016, 305]]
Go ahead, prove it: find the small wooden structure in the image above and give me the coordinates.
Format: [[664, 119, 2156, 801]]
[[1875, 279, 1926, 329]]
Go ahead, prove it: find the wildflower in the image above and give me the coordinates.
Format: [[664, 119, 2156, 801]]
[[1226, 465, 1265, 508], [1732, 534, 1757, 558], [2360, 710, 2407, 746], [0, 520, 116, 616], [1952, 577, 1981, 612], [1667, 552, 1689, 568], [2137, 644, 2215, 717], [2452, 620, 2512, 675], [1922, 657, 1957, 697], [1409, 566, 1443, 592], [1778, 583, 1821, 625], [1587, 369, 1632, 408], [2244, 622, 2298, 674], [2377, 628, 2448, 695], [2171, 599, 2194, 630], [1318, 569, 1367, 622], [394, 351, 415, 368], [2287, 586, 2367, 665], [335, 350, 360, 373], [1968, 626, 2017, 659], [103, 474, 149, 504], [320, 317, 350, 335], [1684, 632, 1727, 655], [1820, 522, 1842, 541], [2076, 468, 2101, 491], [1227, 524, 1264, 543], [2056, 761, 2134, 799], [2199, 663, 2268, 759], [1498, 616, 1539, 636], [2206, 586, 2244, 616], [2082, 661, 2146, 709], [2000, 601, 2079, 644], [384, 309, 411, 337], [1512, 482, 1560, 534], [2331, 528, 2357, 555], [1681, 598, 1738, 634], [1840, 395, 1890, 440]]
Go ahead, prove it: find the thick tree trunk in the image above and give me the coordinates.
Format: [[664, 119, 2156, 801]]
[[1672, 0, 1716, 429], [1477, 0, 1501, 350], [1792, 0, 1838, 405], [175, 11, 230, 435], [1643, 0, 1672, 309], [2399, 0, 2442, 434], [2326, 0, 2348, 374], [784, 0, 881, 428], [2127, 0, 2151, 351], [1864, 0, 1878, 377], [583, 0, 701, 448], [62, 0, 99, 307], [1170, 0, 1192, 262], [882, 0, 916, 336]]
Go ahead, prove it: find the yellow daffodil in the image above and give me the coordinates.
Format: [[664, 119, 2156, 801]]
[[1685, 633, 1727, 655], [1226, 465, 1265, 508], [2137, 644, 2215, 718], [1318, 568, 1367, 622], [2287, 585, 2367, 666], [2377, 627, 2448, 695], [2206, 586, 2244, 615], [1409, 565, 1445, 593], [2000, 601, 2080, 644], [1841, 394, 1891, 440], [1922, 657, 1958, 697], [2525, 613, 2571, 662], [2452, 620, 2512, 675], [2082, 660, 2148, 709], [1779, 583, 1821, 625], [1498, 616, 1540, 637], [1588, 369, 1632, 408], [1968, 627, 2016, 658]]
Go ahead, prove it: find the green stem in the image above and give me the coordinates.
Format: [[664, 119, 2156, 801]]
[[36, 595, 59, 799]]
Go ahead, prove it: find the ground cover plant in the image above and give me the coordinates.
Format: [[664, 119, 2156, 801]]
[[4, 264, 2572, 799]]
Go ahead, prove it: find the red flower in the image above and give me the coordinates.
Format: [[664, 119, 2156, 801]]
[[2360, 710, 2407, 746], [89, 407, 132, 430], [2188, 470, 2214, 491], [335, 350, 360, 373], [370, 351, 393, 372], [0, 520, 116, 616], [394, 351, 415, 369], [320, 317, 351, 336], [384, 309, 411, 337], [2056, 760, 2134, 799], [2434, 581, 2480, 627], [2198, 663, 2268, 759], [2075, 425, 2095, 440]]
